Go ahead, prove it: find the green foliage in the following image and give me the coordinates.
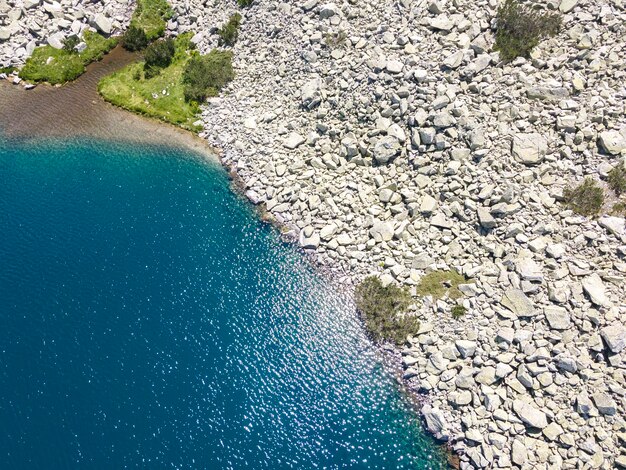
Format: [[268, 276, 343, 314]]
[[20, 31, 117, 84], [324, 30, 347, 49], [144, 37, 175, 77], [415, 270, 467, 300], [237, 0, 254, 6], [451, 305, 467, 320], [218, 13, 242, 47], [130, 0, 173, 41], [122, 25, 149, 51], [0, 66, 17, 74], [563, 178, 604, 217], [98, 33, 202, 131], [182, 49, 234, 103], [354, 276, 418, 346], [63, 35, 80, 54], [607, 165, 626, 196], [495, 0, 562, 61], [611, 202, 626, 216]]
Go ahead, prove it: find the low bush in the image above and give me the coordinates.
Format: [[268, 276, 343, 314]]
[[611, 202, 626, 216], [122, 25, 149, 51], [0, 66, 16, 74], [237, 0, 254, 6], [607, 165, 626, 196], [451, 305, 467, 320], [563, 178, 604, 217], [218, 13, 242, 47], [495, 0, 562, 61], [182, 49, 234, 103], [354, 276, 417, 345], [143, 37, 175, 77], [63, 35, 80, 54], [416, 270, 467, 300]]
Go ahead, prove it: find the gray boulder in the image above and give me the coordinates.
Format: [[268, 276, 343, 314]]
[[600, 323, 626, 353], [501, 289, 535, 317], [513, 399, 548, 429], [373, 135, 401, 164], [512, 133, 548, 165], [598, 130, 626, 155], [94, 13, 112, 35]]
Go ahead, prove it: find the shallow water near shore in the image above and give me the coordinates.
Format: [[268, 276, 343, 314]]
[[0, 134, 447, 468]]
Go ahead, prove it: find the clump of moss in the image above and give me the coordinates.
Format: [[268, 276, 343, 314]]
[[607, 165, 626, 196], [563, 178, 604, 217], [494, 0, 562, 61], [20, 31, 118, 84], [451, 305, 467, 320], [354, 276, 418, 345], [416, 270, 467, 300], [218, 13, 242, 47]]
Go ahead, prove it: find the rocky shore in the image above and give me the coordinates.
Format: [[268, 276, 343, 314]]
[[2, 0, 626, 468]]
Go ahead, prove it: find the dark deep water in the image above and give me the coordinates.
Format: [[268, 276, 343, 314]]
[[0, 136, 447, 469]]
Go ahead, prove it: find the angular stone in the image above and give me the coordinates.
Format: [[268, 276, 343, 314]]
[[386, 60, 403, 74], [559, 0, 578, 13], [544, 306, 571, 330], [93, 13, 112, 35], [600, 323, 626, 353], [283, 132, 305, 149], [592, 392, 616, 416], [301, 79, 323, 109], [299, 229, 319, 250], [369, 221, 394, 242], [511, 439, 527, 465], [420, 194, 437, 215], [512, 133, 548, 165], [598, 216, 625, 236], [513, 399, 548, 429], [422, 405, 448, 439], [430, 213, 452, 229], [373, 135, 401, 164], [581, 274, 608, 306], [501, 289, 535, 317], [598, 130, 626, 155], [475, 366, 497, 385], [455, 340, 477, 358], [477, 207, 496, 229]]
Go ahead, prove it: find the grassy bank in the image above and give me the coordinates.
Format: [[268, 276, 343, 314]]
[[98, 34, 200, 131], [130, 0, 173, 40], [20, 31, 118, 84]]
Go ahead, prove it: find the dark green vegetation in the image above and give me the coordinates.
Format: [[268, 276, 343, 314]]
[[563, 178, 604, 217], [182, 49, 234, 103], [607, 165, 626, 196], [451, 305, 467, 320], [218, 13, 242, 47], [129, 0, 173, 41], [98, 33, 234, 131], [20, 31, 118, 84], [415, 270, 467, 300], [611, 202, 626, 216], [144, 38, 175, 78], [121, 25, 149, 51], [494, 0, 562, 61], [237, 0, 254, 6], [0, 66, 16, 74], [62, 35, 80, 54], [354, 276, 418, 346]]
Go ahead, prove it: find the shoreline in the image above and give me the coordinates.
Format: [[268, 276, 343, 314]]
[[2, 0, 625, 468]]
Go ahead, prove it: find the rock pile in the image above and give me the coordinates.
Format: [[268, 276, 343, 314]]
[[4, 0, 626, 467], [0, 0, 132, 67]]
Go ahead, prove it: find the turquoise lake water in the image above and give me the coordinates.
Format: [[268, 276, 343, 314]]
[[0, 136, 447, 469]]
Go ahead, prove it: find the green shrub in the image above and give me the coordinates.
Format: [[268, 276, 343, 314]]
[[130, 0, 173, 41], [563, 178, 604, 217], [237, 0, 254, 6], [495, 0, 562, 61], [607, 165, 626, 196], [354, 276, 417, 345], [122, 25, 149, 51], [611, 202, 626, 216], [0, 66, 17, 74], [63, 35, 80, 54], [218, 13, 242, 47], [451, 305, 467, 320], [416, 270, 468, 300], [144, 37, 175, 77], [182, 49, 234, 103]]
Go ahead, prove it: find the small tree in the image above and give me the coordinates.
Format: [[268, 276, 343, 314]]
[[143, 38, 175, 77], [122, 25, 149, 52], [182, 50, 234, 103], [495, 0, 562, 61], [63, 35, 80, 54], [218, 13, 242, 47]]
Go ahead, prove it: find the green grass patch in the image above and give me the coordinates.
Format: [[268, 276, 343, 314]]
[[495, 0, 562, 61], [0, 66, 16, 74], [355, 276, 418, 346], [563, 178, 604, 217], [607, 165, 626, 196], [451, 305, 467, 320], [415, 270, 468, 300], [20, 31, 118, 84], [130, 0, 173, 41], [98, 33, 202, 131]]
